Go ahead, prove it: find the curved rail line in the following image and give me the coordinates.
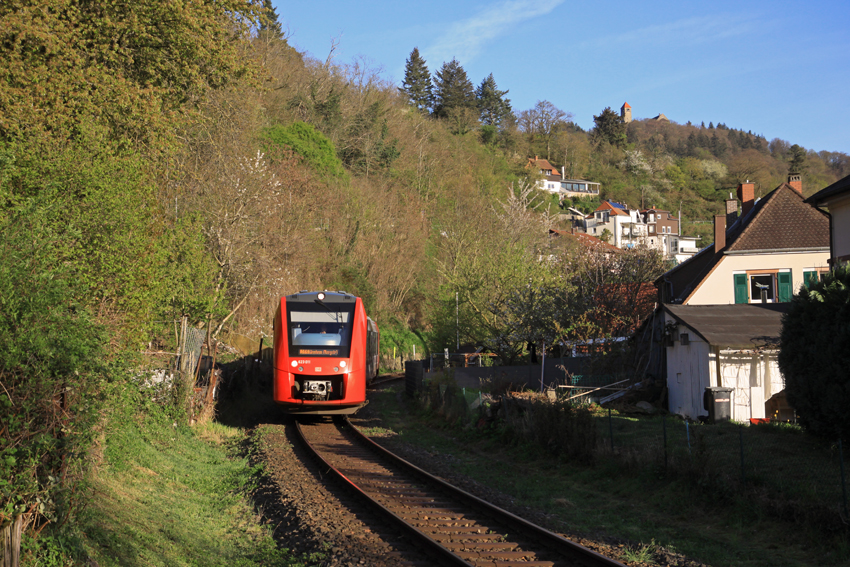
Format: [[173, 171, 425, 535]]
[[295, 417, 627, 567]]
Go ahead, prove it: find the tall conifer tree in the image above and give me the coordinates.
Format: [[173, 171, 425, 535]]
[[475, 74, 512, 128], [432, 58, 475, 119], [259, 0, 284, 40], [399, 47, 433, 113]]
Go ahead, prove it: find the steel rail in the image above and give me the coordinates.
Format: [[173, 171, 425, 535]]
[[294, 419, 470, 566], [344, 417, 628, 567], [295, 416, 628, 567]]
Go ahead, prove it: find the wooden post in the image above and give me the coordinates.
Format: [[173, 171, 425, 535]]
[[204, 341, 219, 408], [2, 514, 22, 567]]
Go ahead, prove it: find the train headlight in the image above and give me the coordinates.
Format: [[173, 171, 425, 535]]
[[333, 367, 339, 372], [291, 360, 298, 368], [298, 366, 304, 372], [340, 360, 347, 368], [317, 292, 325, 300]]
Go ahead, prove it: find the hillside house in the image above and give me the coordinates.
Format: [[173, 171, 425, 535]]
[[652, 175, 830, 421], [527, 157, 600, 199], [581, 202, 694, 260]]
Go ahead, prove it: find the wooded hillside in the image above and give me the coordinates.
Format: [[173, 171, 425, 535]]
[[2, 3, 848, 557]]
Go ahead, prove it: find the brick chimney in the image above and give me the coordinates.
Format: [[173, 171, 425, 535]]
[[725, 193, 738, 229], [788, 174, 802, 195], [737, 181, 755, 217], [714, 214, 726, 252]]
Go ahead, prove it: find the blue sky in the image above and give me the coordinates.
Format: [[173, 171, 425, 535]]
[[273, 1, 850, 154]]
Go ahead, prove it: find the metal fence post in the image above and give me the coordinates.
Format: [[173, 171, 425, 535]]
[[840, 438, 848, 519], [608, 408, 614, 451], [739, 426, 746, 485], [663, 414, 668, 472]]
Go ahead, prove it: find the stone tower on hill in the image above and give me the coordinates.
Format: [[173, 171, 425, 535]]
[[621, 102, 632, 123]]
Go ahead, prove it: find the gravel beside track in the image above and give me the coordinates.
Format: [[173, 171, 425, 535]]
[[247, 381, 707, 567]]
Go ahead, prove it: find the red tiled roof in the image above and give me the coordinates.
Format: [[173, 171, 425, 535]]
[[622, 102, 631, 109], [527, 157, 559, 174], [596, 201, 630, 216], [729, 183, 830, 251]]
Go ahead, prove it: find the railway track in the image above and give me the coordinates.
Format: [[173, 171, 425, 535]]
[[368, 373, 404, 388], [295, 417, 628, 567]]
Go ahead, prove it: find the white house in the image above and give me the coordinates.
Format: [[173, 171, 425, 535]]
[[526, 157, 600, 199], [653, 176, 830, 422]]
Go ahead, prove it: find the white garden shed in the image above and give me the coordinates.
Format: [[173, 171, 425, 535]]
[[662, 303, 789, 421]]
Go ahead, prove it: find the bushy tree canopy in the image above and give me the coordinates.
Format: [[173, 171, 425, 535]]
[[779, 266, 850, 440], [592, 106, 627, 148], [0, 0, 260, 148]]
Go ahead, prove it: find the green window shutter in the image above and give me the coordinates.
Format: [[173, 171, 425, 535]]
[[734, 273, 748, 304], [778, 272, 793, 302], [803, 270, 818, 289]]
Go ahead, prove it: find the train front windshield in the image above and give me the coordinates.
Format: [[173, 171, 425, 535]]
[[286, 302, 355, 358]]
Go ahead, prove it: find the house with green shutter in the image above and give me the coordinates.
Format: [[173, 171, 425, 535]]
[[649, 176, 829, 421], [656, 176, 830, 306]]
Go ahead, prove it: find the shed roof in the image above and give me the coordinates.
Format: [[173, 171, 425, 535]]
[[663, 303, 788, 349]]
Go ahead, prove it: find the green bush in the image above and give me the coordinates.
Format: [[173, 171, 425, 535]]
[[779, 265, 850, 440], [261, 121, 347, 178], [0, 198, 107, 529]]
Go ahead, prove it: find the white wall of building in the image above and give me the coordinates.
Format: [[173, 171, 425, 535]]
[[827, 192, 850, 262], [686, 250, 830, 304]]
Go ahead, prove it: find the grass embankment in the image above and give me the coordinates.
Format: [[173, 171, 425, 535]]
[[78, 415, 319, 567], [364, 385, 850, 567]]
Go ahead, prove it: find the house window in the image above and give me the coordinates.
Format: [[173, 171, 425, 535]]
[[750, 274, 774, 302], [803, 269, 828, 288], [680, 333, 690, 345], [733, 271, 793, 304]]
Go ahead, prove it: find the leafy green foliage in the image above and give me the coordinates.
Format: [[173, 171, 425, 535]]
[[788, 143, 807, 174], [0, 196, 106, 528], [0, 134, 201, 343], [261, 122, 347, 178], [0, 0, 261, 148], [379, 321, 427, 360], [779, 266, 850, 440]]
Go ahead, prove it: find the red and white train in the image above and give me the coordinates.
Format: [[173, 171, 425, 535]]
[[273, 290, 379, 415]]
